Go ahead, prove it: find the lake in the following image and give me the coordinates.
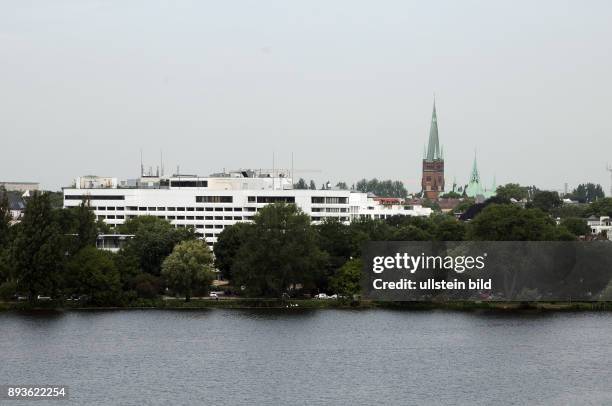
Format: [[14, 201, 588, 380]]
[[1, 309, 612, 405]]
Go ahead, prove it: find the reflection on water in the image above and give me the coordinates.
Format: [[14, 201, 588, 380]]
[[1, 309, 612, 406]]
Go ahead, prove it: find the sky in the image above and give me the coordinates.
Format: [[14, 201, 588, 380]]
[[1, 0, 611, 193]]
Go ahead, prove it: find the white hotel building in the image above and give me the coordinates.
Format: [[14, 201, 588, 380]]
[[63, 170, 432, 246]]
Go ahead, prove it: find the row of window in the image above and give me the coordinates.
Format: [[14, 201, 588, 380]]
[[311, 216, 349, 222], [65, 195, 125, 200], [247, 196, 296, 204], [112, 215, 252, 221], [311, 196, 348, 204], [196, 196, 233, 203], [311, 207, 348, 213], [94, 206, 253, 212]]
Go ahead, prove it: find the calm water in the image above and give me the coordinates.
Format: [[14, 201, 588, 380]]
[[1, 309, 612, 406]]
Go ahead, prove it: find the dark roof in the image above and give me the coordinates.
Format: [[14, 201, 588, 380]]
[[0, 191, 25, 211]]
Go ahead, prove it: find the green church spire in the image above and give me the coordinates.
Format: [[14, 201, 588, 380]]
[[469, 152, 480, 183], [425, 100, 441, 161]]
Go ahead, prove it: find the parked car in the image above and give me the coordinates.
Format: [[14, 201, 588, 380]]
[[315, 293, 329, 299], [209, 292, 218, 298]]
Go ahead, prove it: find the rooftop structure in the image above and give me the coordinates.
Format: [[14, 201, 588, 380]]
[[0, 181, 39, 193]]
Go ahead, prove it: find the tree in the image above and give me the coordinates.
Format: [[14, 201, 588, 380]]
[[294, 178, 308, 189], [309, 180, 317, 190], [467, 204, 559, 241], [336, 182, 348, 190], [72, 198, 98, 251], [118, 216, 196, 275], [65, 246, 122, 305], [393, 225, 431, 241], [214, 222, 252, 280], [232, 203, 328, 297], [348, 218, 393, 257], [128, 273, 162, 299], [355, 178, 408, 198], [431, 215, 466, 241], [0, 188, 12, 287], [440, 191, 461, 199], [585, 198, 612, 217], [496, 183, 529, 201], [569, 183, 605, 203], [161, 240, 214, 301], [560, 217, 590, 237], [316, 218, 352, 290], [0, 187, 11, 247], [11, 192, 65, 302], [329, 259, 362, 298], [530, 190, 562, 213]]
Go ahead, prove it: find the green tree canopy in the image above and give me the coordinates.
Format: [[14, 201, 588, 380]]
[[161, 239, 215, 301], [11, 192, 65, 302], [294, 178, 308, 189], [496, 183, 529, 201], [467, 204, 561, 241], [355, 178, 408, 198], [440, 191, 461, 199], [59, 198, 99, 253], [585, 198, 612, 217], [65, 246, 122, 305], [329, 258, 362, 298], [569, 183, 605, 203], [232, 203, 328, 297], [0, 188, 11, 247], [530, 190, 562, 213], [336, 181, 348, 190], [214, 222, 251, 280], [560, 217, 590, 237], [118, 216, 196, 276]]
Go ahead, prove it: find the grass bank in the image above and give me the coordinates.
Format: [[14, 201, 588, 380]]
[[2, 298, 612, 312]]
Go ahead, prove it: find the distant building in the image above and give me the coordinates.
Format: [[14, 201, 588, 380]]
[[0, 181, 39, 193], [421, 101, 445, 200], [0, 190, 26, 224], [586, 216, 612, 240]]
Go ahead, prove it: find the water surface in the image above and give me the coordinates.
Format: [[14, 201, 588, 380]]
[[1, 309, 611, 405]]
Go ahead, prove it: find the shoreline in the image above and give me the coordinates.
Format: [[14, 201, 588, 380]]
[[2, 299, 612, 312]]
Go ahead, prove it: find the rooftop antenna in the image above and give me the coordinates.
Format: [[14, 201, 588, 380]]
[[160, 150, 164, 177], [607, 164, 612, 197], [272, 152, 275, 191]]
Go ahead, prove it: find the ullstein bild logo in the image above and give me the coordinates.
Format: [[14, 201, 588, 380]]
[[362, 241, 612, 301]]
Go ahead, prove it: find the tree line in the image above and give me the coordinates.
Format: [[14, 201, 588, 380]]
[[1, 187, 608, 305], [0, 191, 213, 305]]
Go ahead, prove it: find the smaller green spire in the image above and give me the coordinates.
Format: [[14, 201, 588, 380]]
[[470, 151, 480, 183]]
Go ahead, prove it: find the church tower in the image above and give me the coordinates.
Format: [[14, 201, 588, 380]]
[[421, 100, 445, 200]]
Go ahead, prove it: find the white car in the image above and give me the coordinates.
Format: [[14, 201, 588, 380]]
[[315, 293, 329, 299], [209, 292, 218, 298]]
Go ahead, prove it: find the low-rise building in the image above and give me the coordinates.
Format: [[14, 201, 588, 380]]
[[63, 170, 432, 246], [0, 181, 39, 193], [0, 190, 27, 224], [586, 216, 612, 240]]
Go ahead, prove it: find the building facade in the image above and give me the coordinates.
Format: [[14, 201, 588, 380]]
[[63, 170, 432, 246], [421, 101, 444, 200]]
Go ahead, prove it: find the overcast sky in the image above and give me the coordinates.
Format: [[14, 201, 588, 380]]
[[1, 0, 611, 193]]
